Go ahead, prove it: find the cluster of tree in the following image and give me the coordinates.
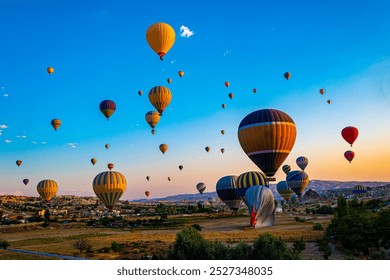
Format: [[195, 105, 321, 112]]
[[326, 196, 390, 259], [0, 239, 11, 249], [87, 216, 180, 229], [165, 227, 305, 260], [305, 205, 334, 215]]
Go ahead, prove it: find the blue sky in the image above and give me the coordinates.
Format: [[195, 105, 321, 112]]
[[1, 0, 390, 199]]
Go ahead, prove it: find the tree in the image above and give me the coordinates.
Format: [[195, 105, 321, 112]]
[[73, 239, 91, 256], [0, 239, 11, 249], [44, 208, 50, 222], [316, 237, 331, 259], [251, 233, 302, 260]]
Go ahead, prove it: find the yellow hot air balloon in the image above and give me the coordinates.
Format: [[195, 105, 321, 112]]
[[159, 143, 168, 154], [105, 144, 110, 149], [205, 146, 211, 153], [108, 163, 114, 170], [47, 66, 54, 75], [138, 90, 143, 96], [145, 111, 160, 134], [148, 86, 172, 116], [327, 99, 331, 104], [37, 179, 58, 203], [51, 119, 61, 131], [168, 177, 171, 181], [92, 170, 127, 210], [167, 78, 172, 84], [178, 70, 184, 77], [146, 22, 176, 60], [91, 158, 97, 165], [221, 130, 225, 135], [16, 160, 22, 167]]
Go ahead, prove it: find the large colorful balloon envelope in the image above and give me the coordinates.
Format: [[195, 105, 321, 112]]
[[296, 156, 309, 171], [37, 179, 58, 203], [276, 180, 295, 202], [245, 185, 275, 228], [92, 170, 127, 210], [341, 126, 359, 147], [23, 179, 29, 186], [282, 164, 291, 175], [236, 171, 268, 205], [238, 109, 296, 177], [146, 22, 176, 60], [51, 119, 61, 131], [344, 150, 355, 163], [100, 100, 116, 121], [159, 143, 168, 154], [145, 111, 160, 134], [286, 170, 309, 197], [148, 86, 172, 116], [216, 175, 241, 212], [196, 182, 206, 194]]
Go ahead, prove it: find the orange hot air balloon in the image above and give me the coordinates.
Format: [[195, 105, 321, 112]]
[[222, 104, 226, 109], [344, 150, 355, 163], [327, 99, 331, 104], [159, 143, 168, 154], [91, 158, 97, 165], [224, 81, 230, 88], [138, 90, 143, 96], [108, 163, 114, 170], [51, 119, 61, 131], [228, 93, 234, 99], [319, 88, 325, 95], [92, 171, 127, 210], [145, 111, 161, 134], [47, 67, 54, 75], [284, 72, 291, 80], [146, 22, 176, 60], [341, 126, 359, 147], [168, 177, 171, 181], [205, 146, 211, 153], [253, 88, 257, 94], [37, 179, 58, 203], [221, 130, 225, 135], [179, 165, 183, 170], [145, 191, 150, 197], [167, 78, 172, 84], [148, 86, 172, 116], [146, 176, 150, 181], [16, 160, 22, 167], [221, 148, 225, 154], [105, 144, 110, 149], [238, 109, 296, 177], [178, 70, 184, 77]]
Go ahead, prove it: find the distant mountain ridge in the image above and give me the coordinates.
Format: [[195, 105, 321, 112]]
[[131, 180, 390, 202]]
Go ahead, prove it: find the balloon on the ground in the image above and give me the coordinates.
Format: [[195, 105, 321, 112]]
[[276, 180, 295, 202], [352, 185, 367, 198], [208, 197, 216, 205], [37, 179, 58, 203], [286, 170, 309, 197], [296, 156, 309, 171], [216, 175, 241, 212], [146, 22, 175, 60], [245, 185, 276, 228], [92, 170, 127, 209]]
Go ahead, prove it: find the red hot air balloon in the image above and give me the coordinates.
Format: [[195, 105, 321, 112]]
[[344, 150, 355, 163], [341, 126, 359, 147]]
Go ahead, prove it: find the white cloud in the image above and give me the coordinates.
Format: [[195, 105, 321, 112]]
[[179, 25, 195, 38], [41, 141, 47, 145], [3, 93, 9, 97], [16, 135, 27, 139], [32, 141, 37, 144], [223, 50, 231, 56], [0, 124, 8, 129], [0, 130, 2, 136], [5, 139, 12, 143], [170, 59, 176, 64], [68, 142, 77, 148]]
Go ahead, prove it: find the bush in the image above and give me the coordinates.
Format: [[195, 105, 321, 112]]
[[313, 223, 324, 230], [72, 239, 92, 256], [316, 237, 331, 259], [111, 242, 125, 252], [252, 233, 302, 260], [191, 224, 202, 231], [294, 217, 306, 222], [0, 239, 11, 249]]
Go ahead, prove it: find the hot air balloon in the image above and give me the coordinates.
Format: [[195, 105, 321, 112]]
[[221, 130, 225, 135], [179, 165, 183, 170], [146, 176, 150, 181], [100, 100, 116, 121], [145, 111, 160, 134], [205, 146, 210, 153], [23, 179, 29, 186], [47, 67, 54, 75], [167, 78, 172, 84], [178, 70, 184, 77], [319, 89, 325, 95], [208, 197, 216, 205], [159, 143, 168, 154], [145, 191, 150, 197], [344, 150, 355, 163], [341, 126, 359, 147], [228, 93, 234, 99], [284, 72, 291, 80], [216, 175, 241, 212], [37, 179, 58, 203], [276, 181, 295, 202], [168, 177, 171, 181], [222, 104, 226, 109], [245, 185, 275, 228], [196, 182, 206, 194], [50, 119, 61, 131], [238, 109, 296, 178], [91, 158, 97, 165], [138, 90, 143, 96], [108, 163, 114, 170], [148, 86, 172, 116], [220, 148, 225, 154], [16, 160, 22, 167], [282, 165, 291, 175], [286, 170, 309, 197], [146, 22, 176, 60], [224, 81, 230, 88], [236, 171, 268, 204], [92, 170, 127, 210], [253, 88, 257, 94], [105, 144, 110, 149], [296, 156, 309, 171], [352, 185, 367, 198], [327, 99, 331, 104]]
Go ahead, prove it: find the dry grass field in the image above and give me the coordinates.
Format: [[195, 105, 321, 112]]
[[0, 211, 333, 260]]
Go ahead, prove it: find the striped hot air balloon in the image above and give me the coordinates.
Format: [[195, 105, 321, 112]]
[[236, 171, 268, 205], [100, 100, 116, 121], [148, 86, 172, 116], [146, 22, 176, 60], [352, 185, 367, 198], [245, 185, 275, 228], [216, 175, 241, 212], [145, 111, 160, 134], [238, 109, 296, 178], [286, 170, 309, 197], [282, 165, 291, 175], [296, 156, 309, 171], [92, 171, 127, 210], [276, 180, 295, 202], [37, 179, 58, 203], [208, 197, 216, 205], [196, 182, 206, 194], [51, 119, 61, 131]]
